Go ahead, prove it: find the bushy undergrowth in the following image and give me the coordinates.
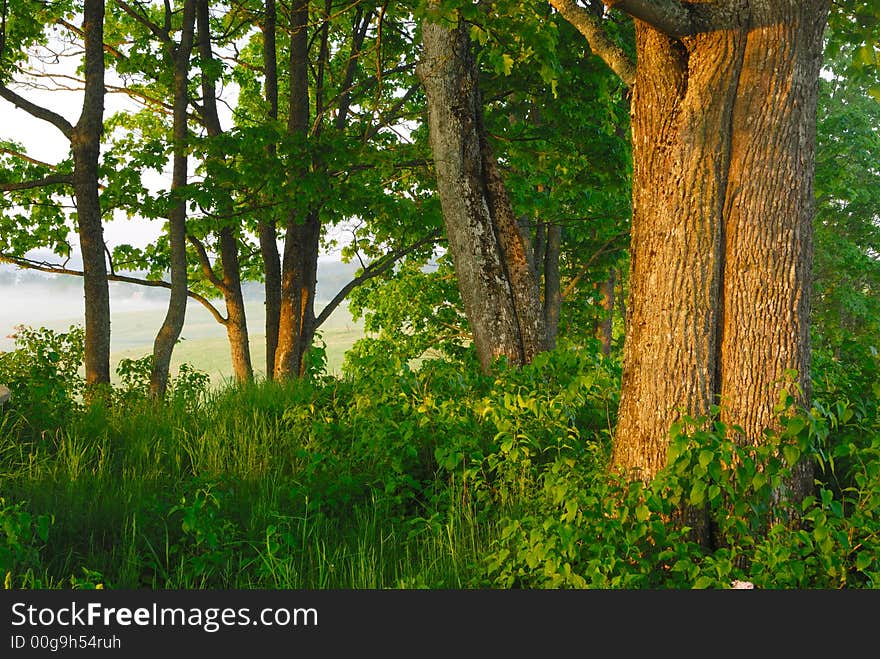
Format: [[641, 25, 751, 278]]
[[0, 326, 878, 589]]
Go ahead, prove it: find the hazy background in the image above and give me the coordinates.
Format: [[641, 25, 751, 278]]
[[0, 258, 365, 385]]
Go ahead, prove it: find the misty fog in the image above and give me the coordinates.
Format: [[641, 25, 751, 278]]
[[0, 259, 361, 354]]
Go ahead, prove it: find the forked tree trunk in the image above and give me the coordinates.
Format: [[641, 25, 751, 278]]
[[611, 2, 828, 502], [418, 11, 547, 373], [150, 0, 196, 399], [275, 214, 320, 380], [74, 0, 110, 390]]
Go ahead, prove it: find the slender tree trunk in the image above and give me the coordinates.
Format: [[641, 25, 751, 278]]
[[544, 222, 562, 349], [73, 0, 110, 390], [611, 2, 828, 502], [219, 226, 254, 382], [196, 0, 253, 383], [259, 0, 282, 379], [596, 268, 615, 357], [259, 220, 282, 379], [418, 9, 546, 373], [150, 0, 196, 399], [533, 219, 547, 282], [274, 0, 316, 381]]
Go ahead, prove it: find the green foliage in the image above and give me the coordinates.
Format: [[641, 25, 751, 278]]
[[484, 392, 880, 589], [345, 254, 470, 372], [0, 325, 85, 436], [812, 75, 880, 361], [162, 483, 243, 588], [303, 333, 329, 383], [0, 142, 73, 259], [0, 497, 53, 588], [0, 1, 76, 78], [827, 1, 880, 97], [0, 340, 878, 589], [114, 352, 210, 409]]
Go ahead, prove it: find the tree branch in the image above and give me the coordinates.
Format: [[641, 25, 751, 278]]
[[0, 84, 74, 138], [0, 174, 72, 191], [186, 233, 226, 291], [549, 0, 635, 86], [56, 17, 127, 60], [0, 147, 61, 169], [362, 83, 421, 143], [603, 0, 726, 38], [315, 229, 442, 329], [561, 230, 627, 301], [114, 0, 171, 43]]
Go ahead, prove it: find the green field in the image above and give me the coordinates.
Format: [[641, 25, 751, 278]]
[[110, 300, 364, 385], [19, 297, 365, 386]]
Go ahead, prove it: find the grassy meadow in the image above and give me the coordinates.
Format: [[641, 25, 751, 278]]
[[106, 300, 365, 386]]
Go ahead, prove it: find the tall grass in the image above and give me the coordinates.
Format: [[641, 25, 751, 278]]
[[0, 379, 496, 589]]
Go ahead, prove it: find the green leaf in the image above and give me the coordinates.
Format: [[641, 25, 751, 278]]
[[698, 449, 714, 470], [689, 482, 706, 506], [752, 471, 767, 490], [783, 445, 801, 467], [501, 53, 514, 76], [855, 552, 873, 571], [693, 576, 714, 589], [857, 45, 877, 66], [784, 415, 807, 437]]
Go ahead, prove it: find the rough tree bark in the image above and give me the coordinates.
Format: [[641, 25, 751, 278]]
[[418, 8, 547, 373], [553, 0, 828, 500], [150, 0, 197, 399]]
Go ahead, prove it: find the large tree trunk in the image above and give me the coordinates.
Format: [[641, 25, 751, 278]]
[[73, 0, 110, 390], [150, 0, 196, 399], [418, 10, 546, 373], [611, 2, 828, 500], [719, 2, 825, 502]]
